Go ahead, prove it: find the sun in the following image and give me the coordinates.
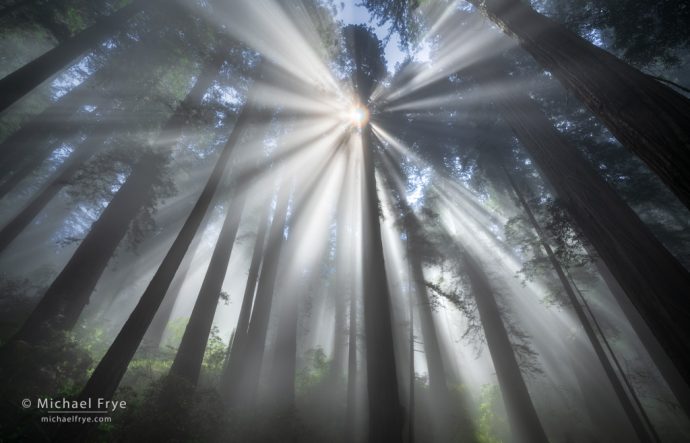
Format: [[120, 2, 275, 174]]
[[349, 104, 369, 128]]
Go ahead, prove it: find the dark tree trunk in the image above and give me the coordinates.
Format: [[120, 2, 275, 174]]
[[594, 256, 690, 415], [461, 251, 549, 443], [360, 128, 403, 443], [220, 198, 271, 399], [504, 167, 655, 442], [233, 183, 291, 407], [490, 64, 690, 403], [5, 53, 227, 345], [469, 0, 690, 210], [0, 0, 144, 113], [168, 186, 247, 385]]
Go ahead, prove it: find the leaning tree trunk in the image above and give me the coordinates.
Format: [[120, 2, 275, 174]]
[[232, 183, 291, 408], [468, 0, 690, 210], [0, 0, 144, 113], [5, 52, 227, 346], [220, 196, 271, 399], [461, 250, 549, 443], [360, 128, 404, 443], [504, 166, 656, 443], [168, 185, 248, 385], [486, 59, 690, 408]]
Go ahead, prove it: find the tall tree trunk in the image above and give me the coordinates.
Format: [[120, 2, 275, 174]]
[[488, 60, 690, 404], [51, 95, 257, 443], [504, 166, 655, 442], [168, 186, 247, 385], [220, 198, 271, 399], [593, 256, 690, 415], [0, 0, 144, 113], [360, 128, 403, 443], [468, 0, 690, 210], [5, 53, 227, 346], [233, 183, 291, 407], [461, 251, 549, 443]]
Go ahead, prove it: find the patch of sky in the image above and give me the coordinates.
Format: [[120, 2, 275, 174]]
[[53, 168, 129, 246], [48, 143, 75, 166], [203, 83, 241, 108], [554, 119, 573, 133], [406, 164, 431, 207], [51, 54, 94, 100], [584, 28, 604, 48], [102, 38, 118, 50], [110, 171, 128, 194], [263, 136, 278, 157], [334, 1, 430, 73]]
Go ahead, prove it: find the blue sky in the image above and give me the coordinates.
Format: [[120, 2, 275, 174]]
[[333, 1, 407, 72]]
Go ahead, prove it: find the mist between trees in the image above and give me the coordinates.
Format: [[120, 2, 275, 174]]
[[1, 0, 690, 442]]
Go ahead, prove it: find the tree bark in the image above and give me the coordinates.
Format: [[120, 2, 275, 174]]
[[0, 0, 144, 113], [469, 0, 690, 210]]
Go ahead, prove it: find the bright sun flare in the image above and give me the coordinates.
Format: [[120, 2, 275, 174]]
[[349, 104, 369, 128]]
